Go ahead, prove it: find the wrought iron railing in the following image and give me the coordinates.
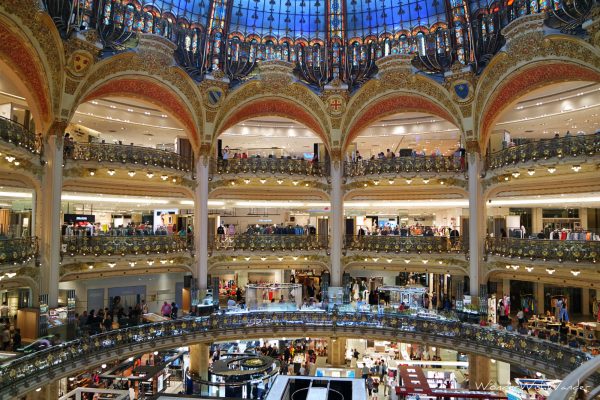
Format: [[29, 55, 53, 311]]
[[486, 134, 600, 170], [211, 234, 328, 252], [61, 235, 192, 257], [0, 237, 38, 265], [0, 311, 594, 398], [345, 235, 464, 253], [486, 237, 599, 263], [0, 116, 40, 154], [211, 158, 329, 177], [344, 156, 465, 177], [65, 142, 193, 172]]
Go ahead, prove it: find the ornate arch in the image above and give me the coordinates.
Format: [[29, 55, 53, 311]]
[[215, 97, 329, 148], [341, 66, 462, 151], [212, 72, 331, 149], [72, 52, 203, 148], [474, 33, 600, 151], [0, 11, 63, 131]]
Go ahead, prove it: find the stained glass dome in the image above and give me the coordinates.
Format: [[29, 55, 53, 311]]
[[54, 0, 574, 89]]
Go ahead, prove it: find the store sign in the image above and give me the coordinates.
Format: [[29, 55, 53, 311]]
[[64, 214, 95, 223]]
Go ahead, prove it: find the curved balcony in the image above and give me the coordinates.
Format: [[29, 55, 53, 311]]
[[210, 234, 328, 252], [345, 235, 465, 254], [0, 237, 38, 265], [0, 310, 595, 398], [0, 116, 40, 155], [61, 235, 192, 257], [65, 142, 193, 173], [486, 237, 599, 263], [344, 156, 465, 178], [210, 158, 329, 178], [486, 134, 600, 171]]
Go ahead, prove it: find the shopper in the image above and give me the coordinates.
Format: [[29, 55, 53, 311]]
[[1, 324, 9, 350], [361, 364, 370, 379], [170, 302, 178, 319], [161, 301, 172, 318], [366, 375, 374, 397], [12, 328, 21, 350], [516, 309, 525, 327]]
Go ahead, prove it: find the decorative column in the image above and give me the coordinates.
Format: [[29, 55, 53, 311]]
[[189, 343, 210, 394], [468, 354, 491, 389], [467, 142, 485, 298], [328, 337, 347, 367], [194, 145, 211, 291], [329, 149, 344, 287], [536, 282, 545, 315], [38, 122, 67, 308]]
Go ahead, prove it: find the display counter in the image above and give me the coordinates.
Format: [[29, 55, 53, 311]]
[[244, 283, 302, 311]]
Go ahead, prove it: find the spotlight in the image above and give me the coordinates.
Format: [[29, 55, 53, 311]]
[[373, 180, 380, 185], [128, 171, 136, 177], [259, 179, 267, 184], [243, 179, 251, 184], [88, 169, 96, 176], [572, 165, 581, 172], [546, 268, 555, 274], [527, 169, 535, 176], [107, 169, 116, 176], [511, 172, 520, 178], [146, 172, 154, 178], [276, 179, 284, 184], [422, 178, 430, 184], [547, 166, 556, 174], [405, 178, 413, 184], [160, 175, 168, 181], [570, 270, 581, 276], [388, 179, 395, 185]]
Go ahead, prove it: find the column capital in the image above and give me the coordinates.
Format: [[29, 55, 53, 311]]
[[330, 147, 343, 168], [465, 140, 482, 155], [198, 142, 212, 158]]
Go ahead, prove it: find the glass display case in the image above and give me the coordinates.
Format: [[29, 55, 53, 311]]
[[379, 285, 427, 310], [244, 284, 302, 312]]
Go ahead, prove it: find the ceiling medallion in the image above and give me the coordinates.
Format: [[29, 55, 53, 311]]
[[451, 79, 474, 104], [327, 94, 345, 116]]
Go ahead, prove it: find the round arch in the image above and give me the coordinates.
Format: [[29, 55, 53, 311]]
[[478, 61, 600, 149], [342, 93, 461, 152], [214, 97, 330, 150], [78, 76, 200, 147], [0, 16, 54, 131]]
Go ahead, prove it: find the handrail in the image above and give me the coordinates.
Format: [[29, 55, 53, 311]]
[[0, 116, 40, 154], [210, 157, 329, 177], [210, 234, 328, 251], [345, 235, 465, 253], [344, 155, 465, 177], [0, 237, 38, 265], [485, 237, 599, 263], [60, 235, 192, 256], [486, 134, 600, 170], [0, 310, 595, 398], [65, 142, 193, 172]]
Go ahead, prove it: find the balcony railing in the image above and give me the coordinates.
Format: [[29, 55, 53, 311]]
[[0, 310, 595, 398], [210, 158, 329, 177], [0, 237, 38, 265], [65, 142, 193, 172], [344, 156, 465, 177], [0, 116, 39, 154], [486, 237, 599, 263], [61, 235, 192, 257], [486, 134, 600, 170], [345, 235, 464, 253], [210, 234, 328, 252]]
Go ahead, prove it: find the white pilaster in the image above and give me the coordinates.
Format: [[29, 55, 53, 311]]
[[194, 156, 210, 290], [468, 151, 485, 297], [330, 159, 343, 287], [39, 131, 64, 308]]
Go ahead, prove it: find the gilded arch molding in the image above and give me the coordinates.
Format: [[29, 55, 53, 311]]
[[0, 8, 64, 131], [341, 75, 463, 151], [475, 34, 600, 150], [71, 52, 204, 149], [213, 78, 332, 149]]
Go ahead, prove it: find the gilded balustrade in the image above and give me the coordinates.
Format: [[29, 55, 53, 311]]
[[486, 134, 600, 170], [66, 142, 193, 172], [61, 235, 192, 257], [346, 235, 464, 253], [211, 158, 329, 177], [0, 116, 40, 154], [486, 237, 599, 263], [0, 310, 594, 398], [0, 237, 38, 265], [211, 234, 328, 252], [344, 156, 464, 177]]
